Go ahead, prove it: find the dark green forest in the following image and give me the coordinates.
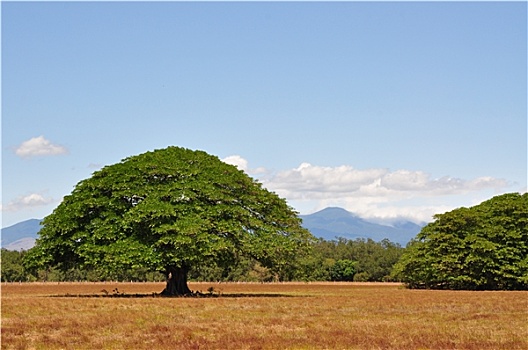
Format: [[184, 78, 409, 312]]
[[1, 237, 404, 283]]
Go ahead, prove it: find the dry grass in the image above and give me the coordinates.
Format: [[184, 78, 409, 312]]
[[2, 282, 527, 349]]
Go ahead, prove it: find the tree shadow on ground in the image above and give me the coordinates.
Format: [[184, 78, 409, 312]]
[[48, 288, 302, 298], [48, 291, 300, 298], [47, 285, 309, 298]]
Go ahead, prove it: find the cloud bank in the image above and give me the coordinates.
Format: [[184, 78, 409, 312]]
[[15, 136, 68, 158], [2, 193, 54, 212], [269, 163, 507, 198], [224, 156, 510, 224]]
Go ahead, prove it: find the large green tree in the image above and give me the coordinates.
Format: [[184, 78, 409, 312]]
[[24, 147, 314, 295], [392, 193, 528, 290]]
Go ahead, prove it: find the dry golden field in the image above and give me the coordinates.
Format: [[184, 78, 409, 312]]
[[1, 282, 527, 350]]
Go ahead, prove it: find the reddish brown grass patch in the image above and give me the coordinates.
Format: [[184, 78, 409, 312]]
[[2, 282, 527, 349]]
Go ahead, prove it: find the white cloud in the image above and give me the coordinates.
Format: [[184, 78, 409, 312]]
[[226, 157, 512, 224], [270, 163, 387, 194], [265, 163, 508, 199], [222, 155, 267, 175], [222, 155, 248, 171], [15, 136, 68, 158], [2, 193, 54, 212]]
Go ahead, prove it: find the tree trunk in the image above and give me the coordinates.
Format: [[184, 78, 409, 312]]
[[161, 265, 192, 296]]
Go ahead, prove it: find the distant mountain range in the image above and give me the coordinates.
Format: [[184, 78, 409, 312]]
[[1, 208, 424, 251], [1, 219, 42, 251], [300, 207, 423, 245]]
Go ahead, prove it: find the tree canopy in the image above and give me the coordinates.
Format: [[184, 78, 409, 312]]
[[24, 147, 314, 295], [392, 193, 528, 290]]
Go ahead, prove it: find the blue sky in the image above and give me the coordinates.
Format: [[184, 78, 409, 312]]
[[2, 2, 526, 228]]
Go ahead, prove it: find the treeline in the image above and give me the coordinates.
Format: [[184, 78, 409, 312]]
[[1, 249, 165, 283], [1, 237, 405, 283]]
